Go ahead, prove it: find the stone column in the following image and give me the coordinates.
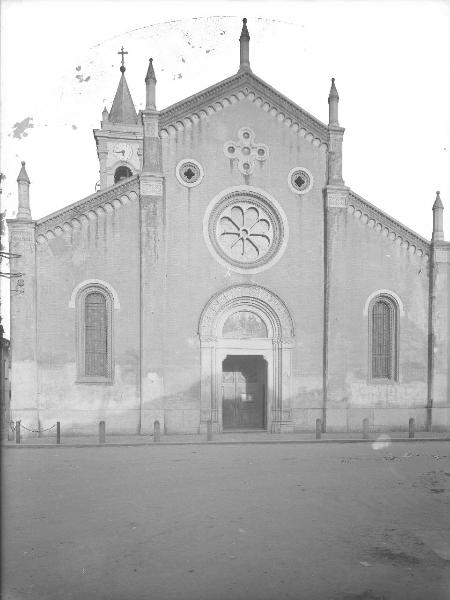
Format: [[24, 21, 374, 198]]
[[428, 193, 450, 431], [323, 80, 349, 432], [139, 60, 165, 433], [7, 221, 39, 433]]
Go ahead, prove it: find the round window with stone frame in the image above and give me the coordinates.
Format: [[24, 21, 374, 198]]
[[203, 186, 289, 274], [176, 159, 204, 188], [288, 167, 313, 195]]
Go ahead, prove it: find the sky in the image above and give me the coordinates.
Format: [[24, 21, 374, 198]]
[[1, 0, 449, 334]]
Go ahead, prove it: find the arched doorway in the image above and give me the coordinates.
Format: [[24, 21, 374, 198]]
[[198, 284, 295, 433]]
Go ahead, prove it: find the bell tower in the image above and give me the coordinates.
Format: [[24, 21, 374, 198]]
[[93, 47, 143, 190]]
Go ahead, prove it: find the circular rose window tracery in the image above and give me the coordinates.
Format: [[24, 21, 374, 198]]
[[203, 186, 289, 274], [218, 204, 273, 262]]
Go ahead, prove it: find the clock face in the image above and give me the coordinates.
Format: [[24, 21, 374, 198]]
[[113, 143, 132, 161]]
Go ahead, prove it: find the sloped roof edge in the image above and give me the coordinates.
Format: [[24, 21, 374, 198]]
[[159, 70, 329, 142], [36, 176, 139, 236], [348, 189, 430, 255]]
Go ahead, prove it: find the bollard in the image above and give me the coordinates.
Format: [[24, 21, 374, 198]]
[[315, 418, 322, 440], [363, 418, 369, 440], [56, 421, 61, 445], [409, 417, 415, 439], [99, 421, 106, 444], [154, 420, 161, 443], [15, 420, 21, 444], [207, 419, 213, 442]]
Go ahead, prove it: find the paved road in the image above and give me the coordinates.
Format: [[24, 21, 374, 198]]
[[2, 442, 450, 600]]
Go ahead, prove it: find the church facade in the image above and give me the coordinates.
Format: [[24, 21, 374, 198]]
[[8, 20, 450, 436]]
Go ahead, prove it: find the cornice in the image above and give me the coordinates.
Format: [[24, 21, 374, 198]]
[[35, 176, 139, 241], [159, 71, 328, 148], [347, 190, 430, 258]]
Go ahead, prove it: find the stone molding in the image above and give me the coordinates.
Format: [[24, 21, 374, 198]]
[[433, 245, 450, 263], [159, 71, 328, 148], [198, 283, 295, 341], [69, 279, 121, 309], [325, 185, 349, 207], [363, 289, 405, 317], [140, 179, 163, 197], [202, 185, 289, 275], [35, 177, 140, 241], [347, 190, 430, 258]]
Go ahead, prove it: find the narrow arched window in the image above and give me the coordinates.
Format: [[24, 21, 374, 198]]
[[114, 166, 132, 183], [369, 295, 398, 381], [85, 293, 107, 376], [76, 285, 113, 382]]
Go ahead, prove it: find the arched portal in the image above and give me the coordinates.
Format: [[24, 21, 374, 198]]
[[198, 284, 295, 433]]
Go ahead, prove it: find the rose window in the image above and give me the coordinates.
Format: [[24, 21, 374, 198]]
[[219, 204, 272, 262], [204, 189, 288, 273]]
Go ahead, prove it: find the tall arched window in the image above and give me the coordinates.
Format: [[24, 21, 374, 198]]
[[85, 293, 107, 376], [369, 295, 399, 381], [76, 285, 113, 382]]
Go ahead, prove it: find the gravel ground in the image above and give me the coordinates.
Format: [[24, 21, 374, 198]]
[[2, 441, 450, 600]]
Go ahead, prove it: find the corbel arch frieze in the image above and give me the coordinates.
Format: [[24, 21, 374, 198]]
[[347, 191, 430, 259], [35, 182, 139, 243], [160, 87, 328, 151]]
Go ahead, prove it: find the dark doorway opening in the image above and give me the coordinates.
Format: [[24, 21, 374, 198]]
[[222, 355, 266, 430]]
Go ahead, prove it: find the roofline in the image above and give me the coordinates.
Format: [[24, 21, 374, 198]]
[[348, 189, 430, 253], [36, 176, 139, 233], [159, 69, 328, 141]]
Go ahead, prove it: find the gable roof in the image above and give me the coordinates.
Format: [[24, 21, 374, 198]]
[[159, 70, 329, 145]]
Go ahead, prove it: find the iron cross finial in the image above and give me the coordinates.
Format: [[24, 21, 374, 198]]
[[118, 46, 128, 73]]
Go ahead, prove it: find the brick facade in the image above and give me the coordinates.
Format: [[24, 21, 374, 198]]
[[8, 21, 450, 435]]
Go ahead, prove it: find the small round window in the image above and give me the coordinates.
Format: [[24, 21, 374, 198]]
[[176, 159, 204, 188], [288, 167, 313, 194]]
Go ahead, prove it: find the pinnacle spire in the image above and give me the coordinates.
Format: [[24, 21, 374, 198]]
[[109, 72, 138, 125], [432, 191, 444, 242], [17, 161, 31, 220], [328, 77, 339, 127], [240, 17, 250, 41], [17, 161, 30, 184], [145, 58, 157, 109], [328, 77, 339, 100], [433, 190, 444, 210], [238, 17, 251, 72], [145, 58, 156, 83]]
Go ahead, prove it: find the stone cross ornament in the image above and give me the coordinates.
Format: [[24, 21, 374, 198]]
[[223, 127, 269, 175]]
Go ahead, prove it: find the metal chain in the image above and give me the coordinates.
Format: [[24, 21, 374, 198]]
[[10, 422, 57, 434]]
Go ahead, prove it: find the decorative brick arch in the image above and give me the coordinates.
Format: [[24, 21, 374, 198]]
[[199, 284, 294, 341], [198, 285, 295, 433]]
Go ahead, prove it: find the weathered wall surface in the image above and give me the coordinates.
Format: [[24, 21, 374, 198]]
[[9, 91, 448, 435], [159, 98, 327, 432], [8, 221, 39, 431], [33, 191, 141, 434], [432, 246, 450, 429], [326, 200, 431, 431]]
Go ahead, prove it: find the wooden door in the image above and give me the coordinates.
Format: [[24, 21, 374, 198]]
[[222, 356, 265, 430]]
